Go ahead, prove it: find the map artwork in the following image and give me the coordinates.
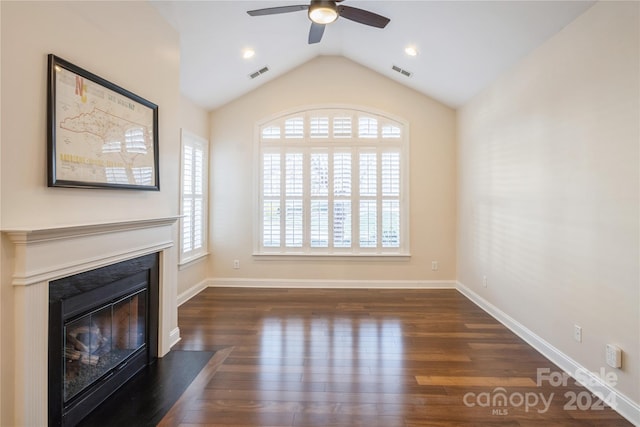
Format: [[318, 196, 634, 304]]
[[54, 65, 156, 187]]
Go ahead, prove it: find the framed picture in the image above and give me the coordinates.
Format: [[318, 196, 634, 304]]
[[47, 54, 159, 190]]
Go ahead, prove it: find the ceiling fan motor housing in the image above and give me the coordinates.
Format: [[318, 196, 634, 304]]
[[309, 0, 338, 24]]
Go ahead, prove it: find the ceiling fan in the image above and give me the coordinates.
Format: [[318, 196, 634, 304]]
[[247, 0, 390, 44]]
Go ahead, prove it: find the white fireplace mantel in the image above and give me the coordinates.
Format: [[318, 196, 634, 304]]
[[3, 216, 180, 426], [5, 216, 179, 286]]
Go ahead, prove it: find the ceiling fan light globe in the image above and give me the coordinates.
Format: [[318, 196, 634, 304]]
[[309, 2, 338, 24]]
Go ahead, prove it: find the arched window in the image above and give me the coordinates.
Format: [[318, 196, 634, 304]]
[[256, 107, 409, 256]]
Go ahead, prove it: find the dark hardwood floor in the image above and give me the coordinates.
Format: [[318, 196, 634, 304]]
[[160, 288, 632, 426]]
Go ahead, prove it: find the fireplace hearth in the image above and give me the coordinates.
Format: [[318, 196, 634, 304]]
[[48, 253, 159, 426]]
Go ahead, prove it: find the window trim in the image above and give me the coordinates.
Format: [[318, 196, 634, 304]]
[[253, 105, 410, 257], [179, 129, 209, 266]]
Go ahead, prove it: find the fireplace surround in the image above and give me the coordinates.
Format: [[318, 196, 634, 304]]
[[48, 253, 159, 426], [3, 217, 179, 426]]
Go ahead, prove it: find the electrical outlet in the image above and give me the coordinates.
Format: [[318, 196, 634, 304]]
[[574, 325, 582, 343], [233, 259, 240, 269], [482, 276, 487, 288], [431, 261, 438, 271], [606, 344, 622, 368]]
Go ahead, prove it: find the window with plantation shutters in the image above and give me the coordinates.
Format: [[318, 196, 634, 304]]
[[256, 108, 408, 256], [180, 130, 209, 264]]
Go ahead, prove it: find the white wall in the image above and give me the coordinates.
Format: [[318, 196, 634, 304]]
[[0, 3, 3, 421], [181, 94, 210, 139], [458, 0, 639, 411], [1, 1, 181, 227], [0, 1, 181, 424], [209, 56, 457, 284]]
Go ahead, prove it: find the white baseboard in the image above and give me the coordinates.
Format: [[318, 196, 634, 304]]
[[177, 278, 211, 306], [168, 326, 181, 348], [209, 278, 456, 289], [456, 281, 640, 426]]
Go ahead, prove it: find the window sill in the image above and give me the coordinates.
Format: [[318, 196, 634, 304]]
[[179, 252, 209, 270], [253, 252, 411, 261]]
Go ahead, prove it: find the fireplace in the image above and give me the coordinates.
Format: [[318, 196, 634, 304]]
[[48, 253, 159, 426], [3, 217, 180, 426]]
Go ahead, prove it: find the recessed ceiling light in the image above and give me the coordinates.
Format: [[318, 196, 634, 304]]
[[242, 48, 255, 59], [404, 46, 418, 57]]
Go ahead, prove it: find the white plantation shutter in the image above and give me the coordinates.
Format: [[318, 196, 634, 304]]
[[359, 151, 378, 248], [333, 200, 352, 248], [382, 124, 401, 139], [333, 152, 351, 196], [262, 126, 281, 140], [193, 147, 204, 250], [381, 151, 401, 248], [285, 200, 303, 247], [263, 152, 281, 247], [310, 153, 329, 196], [382, 200, 400, 248], [310, 200, 329, 247], [310, 117, 329, 138], [310, 153, 329, 247], [286, 153, 303, 196], [285, 117, 304, 139], [359, 200, 377, 247], [333, 152, 352, 248], [257, 108, 408, 255], [263, 153, 281, 197], [182, 144, 195, 254], [333, 117, 352, 138], [358, 117, 378, 138], [285, 152, 304, 247], [182, 198, 192, 251], [180, 130, 209, 263], [183, 145, 193, 195], [359, 152, 377, 197], [263, 200, 280, 247], [193, 198, 203, 249], [381, 152, 400, 196]]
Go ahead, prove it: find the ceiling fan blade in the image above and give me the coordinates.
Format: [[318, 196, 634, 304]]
[[337, 5, 390, 28], [247, 5, 308, 16], [308, 22, 325, 44]]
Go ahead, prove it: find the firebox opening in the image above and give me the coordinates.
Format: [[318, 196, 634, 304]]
[[64, 287, 147, 403]]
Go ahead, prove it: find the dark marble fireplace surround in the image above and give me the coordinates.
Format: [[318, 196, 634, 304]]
[[48, 253, 159, 426]]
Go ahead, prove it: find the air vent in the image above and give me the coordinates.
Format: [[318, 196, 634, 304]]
[[392, 65, 412, 78], [249, 66, 269, 79]]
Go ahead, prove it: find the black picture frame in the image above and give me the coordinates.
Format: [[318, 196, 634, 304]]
[[47, 54, 159, 190]]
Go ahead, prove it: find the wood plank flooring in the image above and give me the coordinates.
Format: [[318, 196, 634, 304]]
[[160, 288, 632, 426]]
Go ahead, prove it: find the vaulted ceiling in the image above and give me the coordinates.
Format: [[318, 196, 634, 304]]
[[151, 0, 595, 110]]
